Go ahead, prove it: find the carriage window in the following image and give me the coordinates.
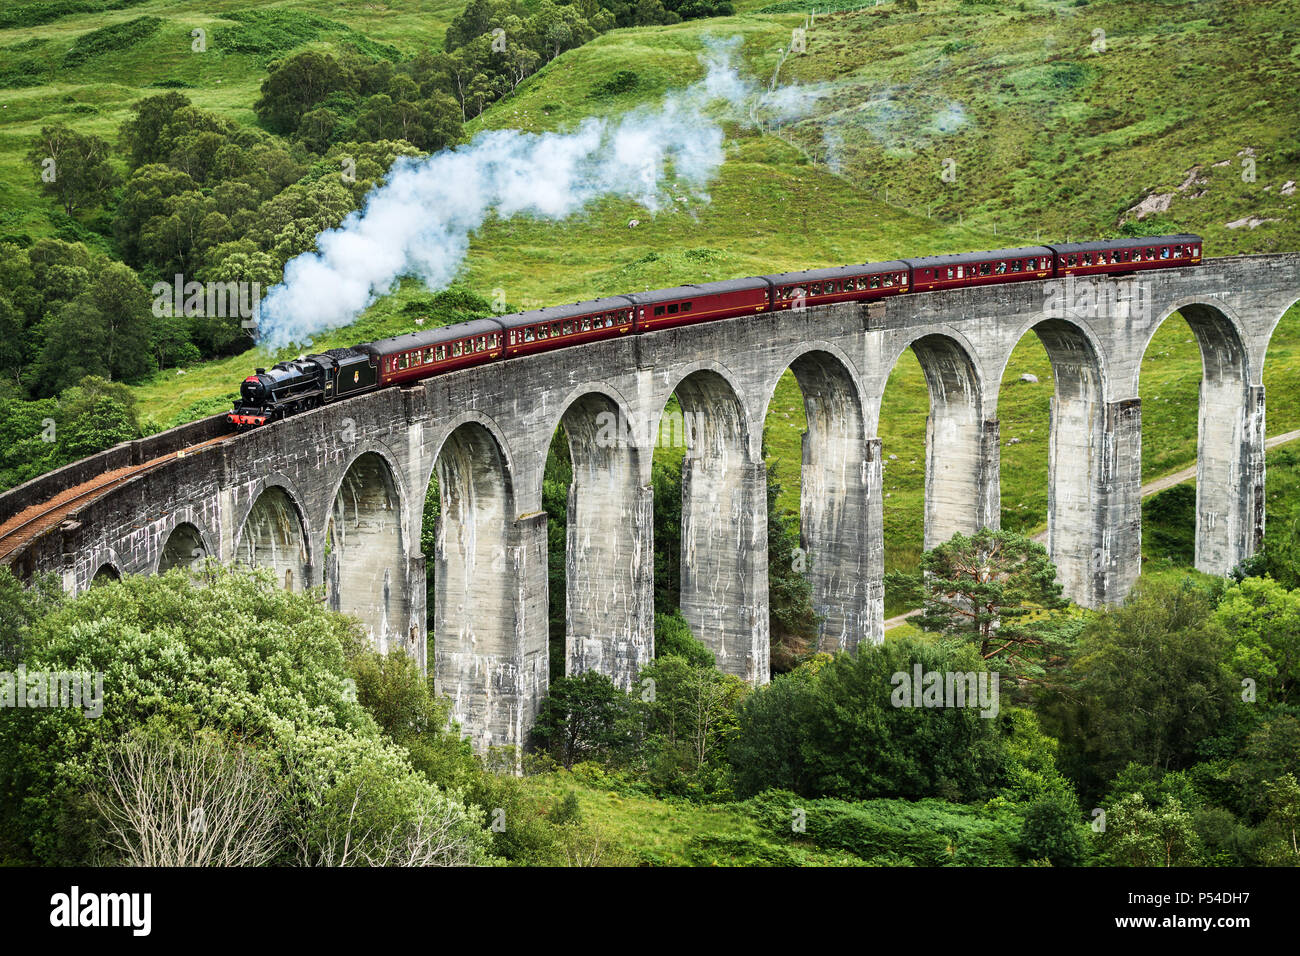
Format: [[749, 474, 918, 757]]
[[437, 345, 447, 360], [1161, 246, 1170, 259], [654, 306, 665, 316], [667, 304, 678, 314], [451, 341, 462, 356], [681, 302, 692, 313], [398, 353, 409, 370], [1067, 255, 1077, 266], [979, 263, 990, 276], [622, 310, 632, 323], [524, 327, 535, 342], [1172, 246, 1183, 258], [562, 322, 572, 334], [946, 268, 955, 279], [581, 317, 592, 331]]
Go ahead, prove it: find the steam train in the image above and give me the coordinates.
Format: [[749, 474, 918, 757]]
[[228, 234, 1202, 427]]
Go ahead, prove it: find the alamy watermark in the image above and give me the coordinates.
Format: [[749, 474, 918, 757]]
[[890, 664, 999, 718], [1, 666, 104, 718], [151, 275, 261, 327], [1043, 272, 1155, 324]]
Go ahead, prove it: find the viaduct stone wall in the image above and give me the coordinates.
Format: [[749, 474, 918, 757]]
[[4, 254, 1298, 751]]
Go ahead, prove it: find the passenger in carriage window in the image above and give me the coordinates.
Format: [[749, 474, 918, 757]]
[[1161, 246, 1170, 259]]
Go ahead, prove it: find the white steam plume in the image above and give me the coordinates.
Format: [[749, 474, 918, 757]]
[[256, 38, 823, 349]]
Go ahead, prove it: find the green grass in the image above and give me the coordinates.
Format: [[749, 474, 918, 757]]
[[523, 768, 865, 865]]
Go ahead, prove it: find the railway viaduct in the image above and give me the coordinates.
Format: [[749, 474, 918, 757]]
[[2, 254, 1298, 751]]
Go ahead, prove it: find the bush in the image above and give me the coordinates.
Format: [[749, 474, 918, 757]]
[[746, 790, 1022, 866], [1016, 793, 1090, 866], [731, 637, 1040, 803], [0, 565, 488, 865]]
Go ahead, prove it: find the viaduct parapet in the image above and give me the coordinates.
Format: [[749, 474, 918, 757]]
[[4, 255, 1298, 751]]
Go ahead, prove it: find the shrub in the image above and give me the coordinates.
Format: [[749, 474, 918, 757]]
[[0, 565, 488, 865]]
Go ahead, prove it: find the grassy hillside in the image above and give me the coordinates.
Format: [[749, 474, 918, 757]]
[[2, 0, 1297, 612]]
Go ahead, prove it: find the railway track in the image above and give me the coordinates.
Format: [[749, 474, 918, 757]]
[[0, 433, 231, 564]]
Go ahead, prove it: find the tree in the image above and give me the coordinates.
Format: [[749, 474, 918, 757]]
[[255, 51, 356, 133], [913, 528, 1074, 683], [731, 636, 1037, 802], [26, 125, 117, 216], [0, 565, 489, 865], [0, 567, 62, 665], [638, 654, 746, 788], [36, 261, 155, 392], [1097, 792, 1200, 867], [57, 395, 138, 461], [1215, 576, 1300, 705], [530, 670, 642, 769], [1259, 773, 1300, 864], [1016, 792, 1090, 866], [112, 164, 200, 268], [89, 727, 283, 867], [1055, 577, 1235, 795], [118, 92, 193, 169]]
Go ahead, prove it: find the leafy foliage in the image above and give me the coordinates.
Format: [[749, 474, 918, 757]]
[[911, 528, 1075, 684], [0, 566, 488, 865]]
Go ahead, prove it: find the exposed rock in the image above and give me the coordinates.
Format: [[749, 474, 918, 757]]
[[1019, 372, 1039, 384], [1125, 191, 1174, 221], [1226, 217, 1280, 230]]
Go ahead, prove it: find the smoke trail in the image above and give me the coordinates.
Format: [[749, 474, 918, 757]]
[[256, 39, 822, 348]]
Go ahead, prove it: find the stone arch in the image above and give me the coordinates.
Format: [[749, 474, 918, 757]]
[[1005, 317, 1107, 604], [548, 387, 650, 688], [660, 366, 768, 682], [326, 450, 409, 653], [157, 521, 209, 574], [1140, 301, 1257, 575], [763, 346, 876, 653], [428, 421, 518, 751], [879, 330, 995, 552], [1263, 293, 1300, 361], [90, 563, 120, 585], [235, 484, 310, 592]]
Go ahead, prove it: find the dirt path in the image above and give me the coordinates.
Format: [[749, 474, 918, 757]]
[[882, 429, 1300, 631]]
